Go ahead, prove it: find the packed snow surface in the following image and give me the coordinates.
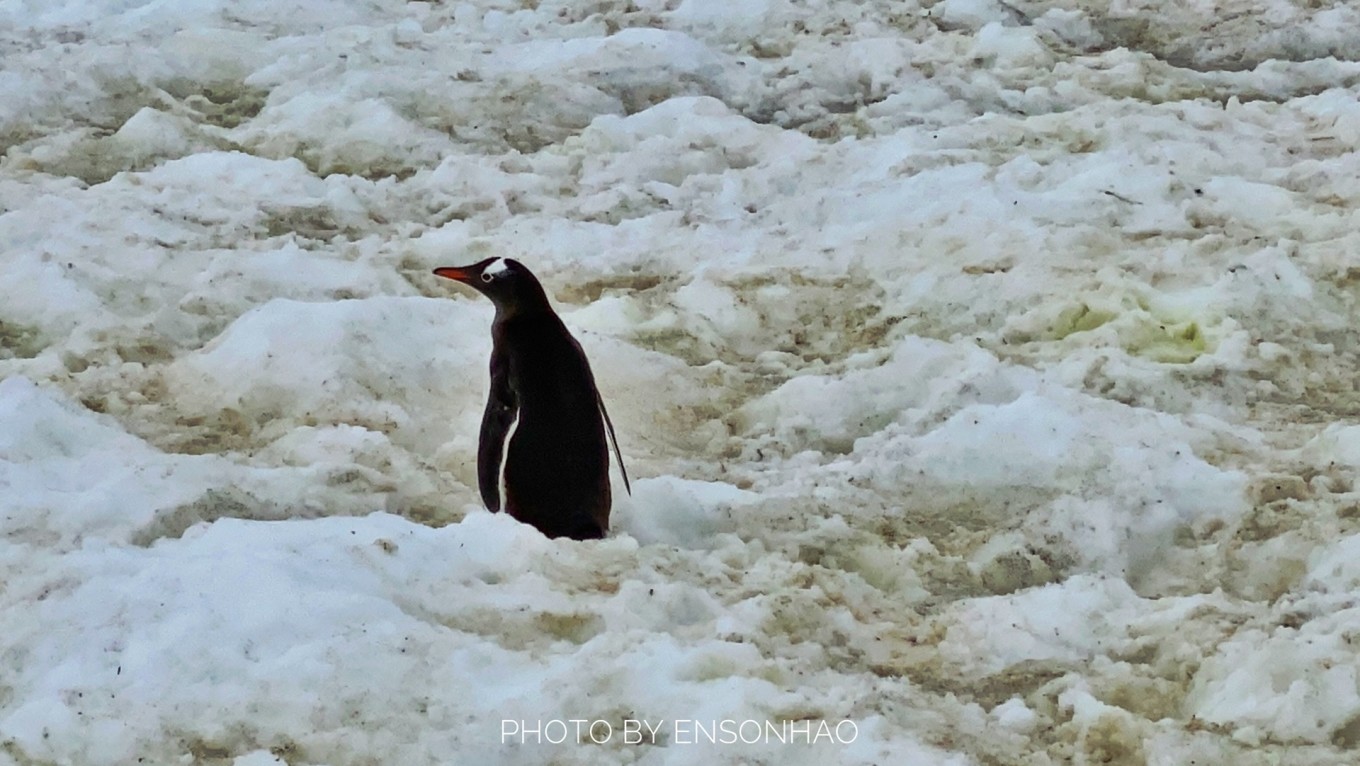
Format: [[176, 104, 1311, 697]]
[[2, 0, 1360, 764]]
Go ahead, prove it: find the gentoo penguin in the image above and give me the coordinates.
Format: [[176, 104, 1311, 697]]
[[433, 257, 630, 540]]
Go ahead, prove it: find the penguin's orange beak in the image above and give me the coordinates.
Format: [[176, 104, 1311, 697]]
[[433, 266, 475, 283]]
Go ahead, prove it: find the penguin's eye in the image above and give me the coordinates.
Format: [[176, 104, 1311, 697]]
[[481, 272, 494, 283]]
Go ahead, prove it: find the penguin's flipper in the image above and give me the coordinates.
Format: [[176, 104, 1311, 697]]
[[478, 350, 517, 512], [598, 393, 631, 496]]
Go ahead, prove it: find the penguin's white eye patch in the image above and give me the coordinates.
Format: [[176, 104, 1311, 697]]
[[484, 257, 510, 278]]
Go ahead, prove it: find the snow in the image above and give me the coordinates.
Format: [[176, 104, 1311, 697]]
[[3, 0, 1360, 763]]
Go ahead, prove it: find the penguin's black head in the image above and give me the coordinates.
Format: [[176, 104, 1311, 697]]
[[432, 257, 550, 315]]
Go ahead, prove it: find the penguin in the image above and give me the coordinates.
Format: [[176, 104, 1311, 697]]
[[432, 257, 630, 540]]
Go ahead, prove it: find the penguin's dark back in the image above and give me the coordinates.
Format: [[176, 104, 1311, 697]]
[[496, 313, 601, 422], [494, 311, 611, 537]]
